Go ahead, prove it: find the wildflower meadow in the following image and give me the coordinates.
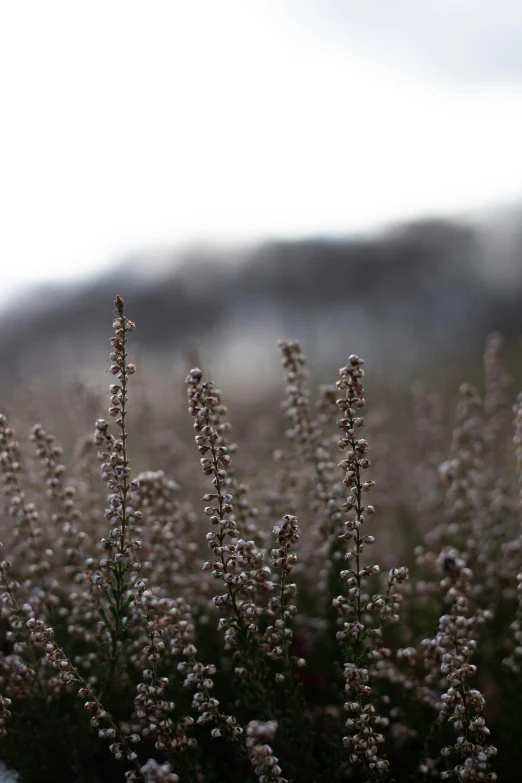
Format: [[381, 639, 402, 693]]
[[1, 297, 521, 782]]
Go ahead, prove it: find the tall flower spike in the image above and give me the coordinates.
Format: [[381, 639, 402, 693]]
[[186, 368, 274, 718], [264, 514, 311, 782], [278, 340, 314, 461], [278, 340, 346, 603], [271, 340, 313, 518], [94, 296, 141, 686], [97, 295, 139, 549], [333, 355, 406, 778], [422, 549, 497, 782], [278, 340, 338, 526], [265, 515, 300, 673]]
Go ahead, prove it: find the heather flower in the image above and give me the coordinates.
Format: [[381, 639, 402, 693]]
[[139, 760, 179, 783], [30, 423, 87, 576], [1, 299, 521, 781], [420, 549, 496, 781], [0, 551, 39, 708], [437, 383, 485, 552], [0, 414, 56, 616], [333, 354, 407, 778], [26, 618, 145, 779], [278, 340, 315, 462], [130, 470, 199, 596], [246, 720, 287, 783], [94, 296, 142, 685], [186, 367, 274, 717], [264, 515, 300, 669], [483, 332, 511, 450]]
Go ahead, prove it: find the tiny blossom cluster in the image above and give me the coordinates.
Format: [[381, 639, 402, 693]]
[[140, 759, 179, 783], [377, 567, 410, 625], [179, 655, 243, 741], [246, 720, 287, 783], [131, 583, 236, 745], [0, 693, 12, 737], [131, 470, 198, 595], [0, 649, 36, 704], [271, 514, 299, 573], [129, 582, 200, 754], [340, 662, 390, 774], [134, 674, 181, 752], [30, 423, 86, 573], [29, 424, 66, 499], [132, 615, 180, 753], [94, 417, 142, 558], [262, 515, 304, 675]]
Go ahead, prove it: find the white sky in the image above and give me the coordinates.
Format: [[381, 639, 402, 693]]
[[2, 0, 522, 304]]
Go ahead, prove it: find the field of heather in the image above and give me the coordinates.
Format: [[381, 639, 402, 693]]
[[1, 296, 521, 782]]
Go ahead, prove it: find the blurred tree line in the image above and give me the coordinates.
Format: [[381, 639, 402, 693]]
[[1, 217, 520, 391]]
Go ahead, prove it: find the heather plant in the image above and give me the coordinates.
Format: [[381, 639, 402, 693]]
[[3, 297, 522, 781]]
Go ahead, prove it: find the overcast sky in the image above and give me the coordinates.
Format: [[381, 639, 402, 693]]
[[1, 0, 522, 304]]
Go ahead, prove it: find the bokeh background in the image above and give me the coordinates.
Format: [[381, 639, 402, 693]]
[[2, 0, 522, 397]]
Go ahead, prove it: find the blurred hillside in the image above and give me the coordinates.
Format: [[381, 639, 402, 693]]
[[1, 216, 521, 396]]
